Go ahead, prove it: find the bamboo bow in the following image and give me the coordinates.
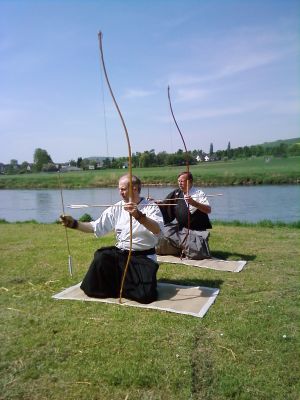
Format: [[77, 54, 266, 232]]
[[58, 171, 73, 277], [98, 32, 133, 303], [167, 86, 190, 258]]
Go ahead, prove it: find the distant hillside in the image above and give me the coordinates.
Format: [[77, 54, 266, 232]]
[[260, 138, 300, 148]]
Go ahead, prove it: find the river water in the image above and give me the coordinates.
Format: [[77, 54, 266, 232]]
[[0, 185, 299, 223]]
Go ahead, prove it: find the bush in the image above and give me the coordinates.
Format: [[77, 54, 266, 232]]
[[79, 213, 93, 222]]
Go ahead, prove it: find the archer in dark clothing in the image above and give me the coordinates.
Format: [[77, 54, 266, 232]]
[[160, 187, 212, 230], [156, 171, 212, 259]]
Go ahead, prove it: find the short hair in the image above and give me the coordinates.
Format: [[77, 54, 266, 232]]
[[177, 171, 193, 181], [119, 174, 142, 193]]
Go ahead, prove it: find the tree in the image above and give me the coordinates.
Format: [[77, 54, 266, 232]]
[[77, 157, 83, 168], [227, 141, 233, 159], [234, 147, 244, 158], [148, 149, 156, 166], [251, 145, 264, 157], [6, 159, 19, 174], [139, 152, 151, 168], [33, 148, 53, 172], [102, 157, 111, 168], [288, 143, 300, 156], [20, 161, 31, 174], [156, 151, 168, 166], [272, 143, 288, 157], [243, 146, 251, 158]]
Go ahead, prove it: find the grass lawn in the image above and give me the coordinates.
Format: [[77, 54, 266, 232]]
[[0, 223, 299, 399]]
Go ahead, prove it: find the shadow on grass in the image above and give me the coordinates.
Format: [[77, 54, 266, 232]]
[[158, 278, 224, 289], [211, 250, 256, 261]]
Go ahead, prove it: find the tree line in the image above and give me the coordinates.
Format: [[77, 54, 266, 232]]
[[2, 140, 300, 174]]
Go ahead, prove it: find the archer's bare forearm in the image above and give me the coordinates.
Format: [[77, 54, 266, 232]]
[[75, 221, 95, 233], [190, 199, 211, 214]]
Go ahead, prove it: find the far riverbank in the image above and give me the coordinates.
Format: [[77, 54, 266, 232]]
[[0, 157, 299, 189]]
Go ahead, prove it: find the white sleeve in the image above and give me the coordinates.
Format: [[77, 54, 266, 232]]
[[189, 189, 209, 214], [194, 190, 210, 205], [90, 207, 116, 237], [143, 202, 165, 234]]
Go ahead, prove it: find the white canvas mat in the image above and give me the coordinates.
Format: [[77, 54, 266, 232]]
[[157, 255, 247, 272], [53, 282, 220, 318]]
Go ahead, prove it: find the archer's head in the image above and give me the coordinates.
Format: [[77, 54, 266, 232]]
[[118, 174, 142, 202], [177, 171, 193, 193]]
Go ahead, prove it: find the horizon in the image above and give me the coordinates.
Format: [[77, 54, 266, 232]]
[[1, 136, 298, 166], [1, 0, 299, 164]]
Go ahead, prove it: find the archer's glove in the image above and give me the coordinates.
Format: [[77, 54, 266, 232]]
[[60, 215, 78, 229]]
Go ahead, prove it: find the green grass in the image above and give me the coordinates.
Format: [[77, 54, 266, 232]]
[[0, 223, 299, 399], [0, 156, 299, 188]]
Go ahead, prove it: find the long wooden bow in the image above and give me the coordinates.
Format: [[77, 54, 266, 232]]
[[167, 86, 190, 257], [98, 31, 133, 303], [58, 171, 73, 277]]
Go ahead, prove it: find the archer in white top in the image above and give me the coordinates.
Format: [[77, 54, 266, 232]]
[[60, 174, 164, 304], [60, 174, 164, 258]]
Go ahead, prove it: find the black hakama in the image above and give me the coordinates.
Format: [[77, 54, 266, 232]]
[[80, 246, 159, 304]]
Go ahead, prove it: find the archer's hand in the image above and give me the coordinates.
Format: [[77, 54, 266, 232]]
[[184, 194, 193, 204], [60, 214, 75, 228], [123, 202, 140, 219]]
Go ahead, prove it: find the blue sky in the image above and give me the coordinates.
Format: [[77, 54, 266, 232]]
[[0, 0, 299, 164]]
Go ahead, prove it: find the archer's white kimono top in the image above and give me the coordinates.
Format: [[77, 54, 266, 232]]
[[90, 198, 164, 252]]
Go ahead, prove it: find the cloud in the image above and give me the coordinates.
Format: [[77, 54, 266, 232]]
[[266, 99, 300, 115], [162, 14, 192, 30], [159, 97, 300, 124], [215, 51, 282, 77], [0, 104, 29, 129], [176, 88, 209, 102], [168, 23, 299, 87], [177, 102, 268, 121], [168, 49, 285, 87], [123, 88, 156, 99]]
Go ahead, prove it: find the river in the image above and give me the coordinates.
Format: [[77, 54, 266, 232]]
[[0, 185, 299, 223]]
